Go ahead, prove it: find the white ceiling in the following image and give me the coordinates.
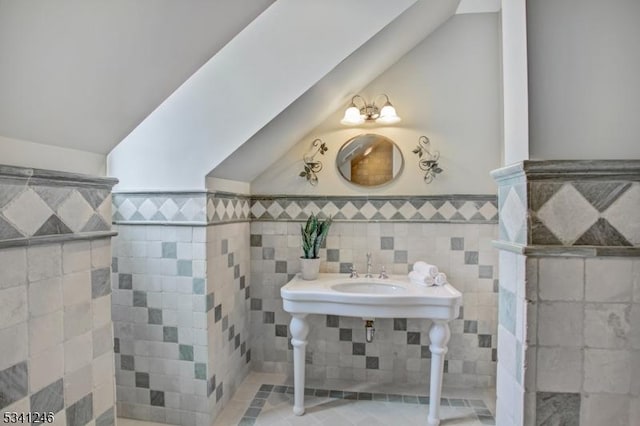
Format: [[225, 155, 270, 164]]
[[0, 0, 274, 154]]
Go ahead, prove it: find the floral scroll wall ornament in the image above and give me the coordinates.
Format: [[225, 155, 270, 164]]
[[299, 138, 328, 186], [413, 136, 443, 184]]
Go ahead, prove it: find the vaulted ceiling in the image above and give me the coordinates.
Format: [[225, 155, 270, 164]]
[[0, 0, 500, 189], [0, 0, 274, 153]]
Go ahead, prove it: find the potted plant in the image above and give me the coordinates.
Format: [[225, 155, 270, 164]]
[[300, 213, 332, 280]]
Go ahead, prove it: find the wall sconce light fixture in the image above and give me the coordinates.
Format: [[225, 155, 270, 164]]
[[340, 94, 401, 125], [413, 136, 443, 184], [299, 138, 328, 186]]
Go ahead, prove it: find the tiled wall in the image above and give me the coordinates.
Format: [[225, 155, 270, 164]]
[[205, 222, 251, 419], [492, 160, 640, 426], [111, 224, 210, 425], [525, 256, 639, 426], [110, 191, 500, 421], [249, 220, 500, 388], [0, 241, 116, 426], [0, 165, 117, 426], [111, 191, 253, 425], [495, 250, 530, 426]]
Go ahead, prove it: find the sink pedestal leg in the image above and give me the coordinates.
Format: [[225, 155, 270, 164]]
[[427, 321, 451, 426], [290, 314, 309, 416]]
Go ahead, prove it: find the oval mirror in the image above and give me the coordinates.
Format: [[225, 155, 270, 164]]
[[336, 134, 404, 187]]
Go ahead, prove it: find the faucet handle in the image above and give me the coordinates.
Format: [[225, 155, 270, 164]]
[[378, 265, 389, 279], [350, 266, 359, 278]]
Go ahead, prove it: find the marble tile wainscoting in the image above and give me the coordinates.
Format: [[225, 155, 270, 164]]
[[492, 160, 640, 426], [248, 195, 500, 389], [111, 192, 252, 426], [0, 165, 118, 426]]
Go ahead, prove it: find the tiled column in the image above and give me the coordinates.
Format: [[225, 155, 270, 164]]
[[0, 165, 117, 426], [111, 191, 251, 425], [492, 160, 640, 426]]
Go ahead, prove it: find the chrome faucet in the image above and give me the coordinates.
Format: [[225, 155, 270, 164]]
[[349, 265, 359, 278], [365, 252, 373, 278], [378, 265, 389, 279]]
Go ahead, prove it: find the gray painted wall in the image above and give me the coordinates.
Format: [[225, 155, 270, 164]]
[[527, 0, 640, 159]]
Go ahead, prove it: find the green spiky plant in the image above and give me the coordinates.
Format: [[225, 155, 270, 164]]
[[301, 214, 333, 259]]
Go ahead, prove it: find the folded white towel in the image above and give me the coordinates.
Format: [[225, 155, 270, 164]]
[[434, 272, 448, 286], [408, 271, 434, 286], [413, 261, 438, 278]]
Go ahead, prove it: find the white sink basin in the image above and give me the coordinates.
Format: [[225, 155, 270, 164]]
[[331, 281, 406, 294], [281, 273, 461, 319], [281, 273, 462, 425]]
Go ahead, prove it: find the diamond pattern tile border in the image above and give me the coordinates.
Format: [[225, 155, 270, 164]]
[[531, 182, 638, 247], [250, 196, 498, 223], [112, 193, 498, 225], [0, 165, 116, 244], [493, 161, 640, 248]]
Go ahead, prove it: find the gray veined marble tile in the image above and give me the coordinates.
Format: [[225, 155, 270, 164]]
[[148, 308, 162, 325], [150, 390, 164, 407], [450, 237, 464, 250], [32, 186, 72, 211], [80, 215, 110, 232], [120, 355, 135, 371], [91, 268, 111, 299], [529, 182, 563, 211], [66, 393, 93, 426], [0, 361, 28, 410], [194, 363, 206, 380], [464, 251, 479, 265], [118, 274, 132, 290], [572, 182, 631, 212], [163, 327, 178, 343], [178, 345, 194, 361], [574, 218, 632, 246], [95, 408, 115, 426], [133, 291, 147, 307], [77, 188, 110, 210], [536, 392, 580, 426], [479, 265, 494, 279], [161, 242, 176, 259], [0, 216, 23, 240], [380, 237, 394, 250], [33, 215, 72, 236], [192, 278, 205, 295], [30, 378, 64, 414], [531, 216, 563, 245], [135, 372, 149, 388]]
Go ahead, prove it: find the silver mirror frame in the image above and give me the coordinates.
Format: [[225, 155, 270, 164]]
[[336, 133, 404, 187]]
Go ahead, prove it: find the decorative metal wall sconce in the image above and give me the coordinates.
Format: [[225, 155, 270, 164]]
[[413, 136, 443, 184], [299, 138, 328, 186], [340, 94, 401, 125]]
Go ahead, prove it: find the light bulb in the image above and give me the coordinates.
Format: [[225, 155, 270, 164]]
[[341, 105, 365, 125], [377, 102, 401, 124]]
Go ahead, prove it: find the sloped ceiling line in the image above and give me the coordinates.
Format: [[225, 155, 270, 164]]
[[107, 0, 421, 191], [210, 0, 461, 183]]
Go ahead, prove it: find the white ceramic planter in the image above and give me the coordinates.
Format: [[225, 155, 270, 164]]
[[300, 258, 320, 280]]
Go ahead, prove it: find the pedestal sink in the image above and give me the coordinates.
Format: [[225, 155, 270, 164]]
[[281, 273, 462, 426]]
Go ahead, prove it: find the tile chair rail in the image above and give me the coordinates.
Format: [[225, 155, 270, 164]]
[[0, 164, 117, 247], [113, 192, 499, 225], [491, 160, 640, 250]]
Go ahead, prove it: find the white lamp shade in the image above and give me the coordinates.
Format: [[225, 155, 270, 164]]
[[341, 105, 365, 125], [377, 103, 401, 124]]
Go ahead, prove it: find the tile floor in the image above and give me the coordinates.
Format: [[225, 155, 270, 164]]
[[119, 372, 496, 426]]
